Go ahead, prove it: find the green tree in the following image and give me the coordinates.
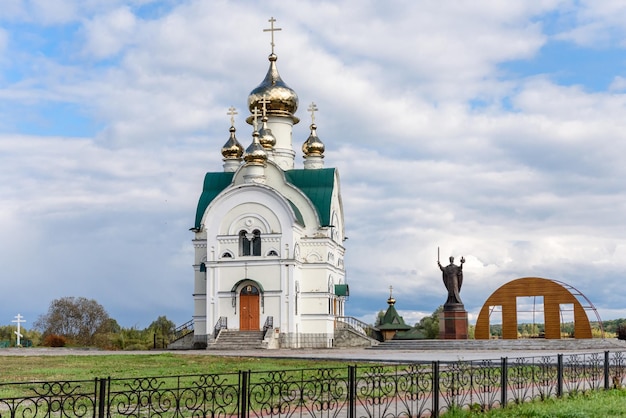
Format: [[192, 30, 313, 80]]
[[35, 296, 113, 346], [148, 316, 176, 341], [374, 310, 385, 327], [414, 306, 443, 339]]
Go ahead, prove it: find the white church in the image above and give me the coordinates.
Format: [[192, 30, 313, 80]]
[[189, 19, 349, 349]]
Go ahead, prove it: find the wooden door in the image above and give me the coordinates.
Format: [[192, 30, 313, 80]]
[[240, 285, 260, 330]]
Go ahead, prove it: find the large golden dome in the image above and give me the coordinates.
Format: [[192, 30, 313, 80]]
[[248, 53, 299, 123]]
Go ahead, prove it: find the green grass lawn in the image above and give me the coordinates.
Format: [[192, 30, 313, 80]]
[[445, 389, 626, 417], [3, 352, 626, 417], [0, 352, 343, 382]]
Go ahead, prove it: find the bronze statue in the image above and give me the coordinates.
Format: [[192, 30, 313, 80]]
[[438, 255, 465, 306]]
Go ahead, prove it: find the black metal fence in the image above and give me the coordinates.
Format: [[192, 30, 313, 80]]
[[0, 350, 624, 417]]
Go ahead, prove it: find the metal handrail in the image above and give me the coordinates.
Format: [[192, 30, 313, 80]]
[[213, 317, 227, 339], [172, 319, 194, 341], [263, 316, 274, 332], [336, 316, 383, 341]]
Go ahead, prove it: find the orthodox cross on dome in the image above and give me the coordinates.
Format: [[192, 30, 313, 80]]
[[12, 313, 25, 347], [259, 95, 270, 118], [263, 17, 282, 54], [251, 107, 261, 132], [227, 106, 237, 127], [308, 102, 318, 124], [387, 285, 396, 305]]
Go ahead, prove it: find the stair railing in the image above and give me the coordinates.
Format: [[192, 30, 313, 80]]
[[213, 317, 227, 339], [336, 316, 383, 342], [262, 316, 274, 339], [171, 319, 194, 342]]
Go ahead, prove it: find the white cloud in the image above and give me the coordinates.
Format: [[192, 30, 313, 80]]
[[609, 76, 626, 92], [0, 0, 25, 20], [554, 0, 626, 46], [82, 6, 138, 59], [28, 0, 78, 24], [0, 28, 7, 55], [2, 0, 626, 328]]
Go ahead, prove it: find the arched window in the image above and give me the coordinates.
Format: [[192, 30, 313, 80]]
[[267, 250, 278, 257], [239, 230, 261, 256]]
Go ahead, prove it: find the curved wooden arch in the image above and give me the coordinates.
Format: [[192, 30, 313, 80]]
[[475, 277, 592, 340]]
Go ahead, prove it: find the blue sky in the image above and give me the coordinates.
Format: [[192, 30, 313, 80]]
[[2, 0, 626, 330]]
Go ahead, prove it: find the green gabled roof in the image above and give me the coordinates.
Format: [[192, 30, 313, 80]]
[[377, 305, 412, 331], [193, 167, 336, 229], [285, 168, 335, 227], [194, 172, 234, 229]]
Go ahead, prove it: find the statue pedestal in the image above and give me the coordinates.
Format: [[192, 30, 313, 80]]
[[439, 307, 469, 340]]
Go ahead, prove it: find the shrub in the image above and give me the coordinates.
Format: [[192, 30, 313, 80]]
[[43, 334, 67, 347]]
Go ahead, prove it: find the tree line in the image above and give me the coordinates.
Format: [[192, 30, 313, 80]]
[[1, 296, 177, 349]]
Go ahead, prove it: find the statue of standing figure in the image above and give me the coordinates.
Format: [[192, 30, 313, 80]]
[[438, 255, 465, 306]]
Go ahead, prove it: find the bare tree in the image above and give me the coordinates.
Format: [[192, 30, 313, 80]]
[[35, 297, 113, 346]]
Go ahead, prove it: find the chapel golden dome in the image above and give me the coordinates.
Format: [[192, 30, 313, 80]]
[[247, 53, 299, 123], [259, 119, 276, 150], [244, 131, 267, 165], [221, 126, 244, 159], [302, 123, 325, 157]]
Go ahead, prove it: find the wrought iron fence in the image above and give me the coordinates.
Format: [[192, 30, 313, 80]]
[[0, 350, 624, 417]]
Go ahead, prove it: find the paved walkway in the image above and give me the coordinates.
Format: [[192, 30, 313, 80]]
[[2, 345, 623, 363]]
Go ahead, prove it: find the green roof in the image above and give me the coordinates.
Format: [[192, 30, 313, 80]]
[[193, 168, 336, 229], [377, 304, 411, 331], [194, 172, 234, 229], [285, 168, 335, 227]]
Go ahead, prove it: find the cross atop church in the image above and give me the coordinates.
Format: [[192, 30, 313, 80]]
[[259, 95, 271, 118], [389, 285, 393, 298], [251, 107, 261, 132], [308, 102, 318, 124], [263, 17, 282, 54], [227, 106, 237, 127]]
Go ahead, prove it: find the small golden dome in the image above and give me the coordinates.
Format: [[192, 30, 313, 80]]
[[244, 131, 267, 165], [258, 115, 276, 150], [248, 54, 299, 123], [221, 126, 244, 159], [302, 124, 325, 157]]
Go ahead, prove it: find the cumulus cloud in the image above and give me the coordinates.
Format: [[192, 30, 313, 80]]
[[2, 0, 626, 328], [82, 6, 138, 59], [554, 0, 626, 47]]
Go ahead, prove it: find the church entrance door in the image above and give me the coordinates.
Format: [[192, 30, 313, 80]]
[[240, 285, 260, 331]]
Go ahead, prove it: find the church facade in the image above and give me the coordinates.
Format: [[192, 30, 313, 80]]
[[190, 21, 348, 348]]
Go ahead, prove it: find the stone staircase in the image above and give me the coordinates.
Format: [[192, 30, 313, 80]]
[[207, 330, 266, 350], [368, 338, 626, 351]]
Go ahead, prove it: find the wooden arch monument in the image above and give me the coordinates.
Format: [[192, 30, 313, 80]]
[[475, 277, 596, 340]]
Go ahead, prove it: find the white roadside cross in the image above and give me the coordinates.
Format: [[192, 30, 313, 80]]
[[12, 313, 26, 346]]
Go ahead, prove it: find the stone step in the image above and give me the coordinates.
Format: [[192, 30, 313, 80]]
[[368, 338, 626, 351], [207, 330, 266, 350]]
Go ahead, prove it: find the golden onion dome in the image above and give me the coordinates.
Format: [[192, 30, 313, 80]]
[[248, 53, 299, 123], [302, 123, 325, 157], [221, 126, 244, 159], [244, 131, 267, 165]]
